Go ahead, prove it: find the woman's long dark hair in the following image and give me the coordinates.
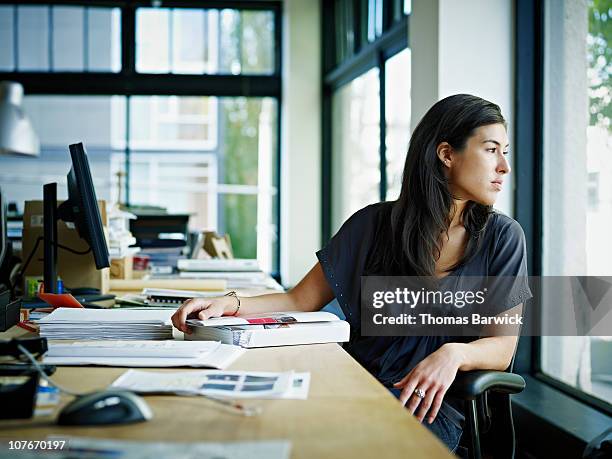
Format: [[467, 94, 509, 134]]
[[366, 94, 506, 277]]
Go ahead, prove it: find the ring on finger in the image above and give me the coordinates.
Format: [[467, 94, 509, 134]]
[[414, 388, 426, 399]]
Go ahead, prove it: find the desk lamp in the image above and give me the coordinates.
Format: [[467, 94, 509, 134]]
[[0, 81, 39, 156]]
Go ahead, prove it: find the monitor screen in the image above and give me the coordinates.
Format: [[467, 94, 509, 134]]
[[57, 142, 110, 270]]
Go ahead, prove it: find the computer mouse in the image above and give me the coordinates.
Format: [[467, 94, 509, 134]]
[[57, 390, 153, 426]]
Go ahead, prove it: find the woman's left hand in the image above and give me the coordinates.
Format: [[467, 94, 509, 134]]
[[393, 343, 465, 424]]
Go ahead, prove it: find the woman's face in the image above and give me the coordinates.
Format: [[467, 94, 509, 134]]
[[442, 123, 510, 206]]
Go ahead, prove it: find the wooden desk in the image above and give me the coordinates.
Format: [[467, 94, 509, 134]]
[[0, 342, 453, 458]]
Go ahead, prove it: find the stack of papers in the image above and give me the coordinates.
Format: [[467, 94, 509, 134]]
[[38, 308, 175, 340], [178, 258, 260, 272], [42, 340, 245, 369], [186, 311, 350, 348], [112, 369, 311, 400], [178, 271, 284, 290]]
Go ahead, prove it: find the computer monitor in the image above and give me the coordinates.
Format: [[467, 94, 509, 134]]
[[43, 142, 110, 293]]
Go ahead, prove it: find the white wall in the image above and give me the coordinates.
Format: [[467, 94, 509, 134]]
[[280, 0, 321, 286], [410, 0, 515, 216]]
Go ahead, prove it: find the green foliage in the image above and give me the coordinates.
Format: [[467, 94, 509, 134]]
[[588, 0, 612, 131], [221, 98, 262, 258], [220, 11, 275, 258]]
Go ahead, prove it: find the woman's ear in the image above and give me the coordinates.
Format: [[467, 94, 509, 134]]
[[436, 142, 453, 169]]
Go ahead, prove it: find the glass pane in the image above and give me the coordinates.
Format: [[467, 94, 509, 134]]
[[129, 96, 218, 151], [17, 6, 49, 71], [128, 96, 278, 271], [404, 0, 412, 15], [366, 0, 383, 42], [137, 8, 273, 75], [0, 6, 15, 71], [384, 49, 411, 201], [540, 0, 612, 406], [331, 68, 380, 233], [219, 9, 242, 75], [218, 194, 257, 259], [87, 7, 121, 73], [172, 9, 205, 74], [136, 8, 170, 73], [52, 6, 84, 71], [240, 10, 274, 74], [0, 95, 124, 208]]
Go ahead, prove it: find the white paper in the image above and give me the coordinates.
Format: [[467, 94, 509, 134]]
[[283, 372, 311, 400], [39, 309, 175, 340], [43, 343, 245, 369], [111, 369, 301, 399], [46, 340, 221, 358], [39, 309, 174, 323]]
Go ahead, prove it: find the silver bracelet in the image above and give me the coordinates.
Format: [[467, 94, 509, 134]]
[[224, 290, 241, 316]]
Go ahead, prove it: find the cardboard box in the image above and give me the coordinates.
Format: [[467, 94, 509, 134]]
[[22, 200, 110, 294], [110, 256, 133, 280]]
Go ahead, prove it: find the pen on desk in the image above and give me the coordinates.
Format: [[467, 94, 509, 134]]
[[204, 395, 262, 417]]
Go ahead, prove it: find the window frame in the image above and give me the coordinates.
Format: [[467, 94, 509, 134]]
[[321, 0, 408, 242], [513, 0, 612, 418], [0, 0, 283, 278]]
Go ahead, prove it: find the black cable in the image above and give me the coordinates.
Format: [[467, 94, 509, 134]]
[[16, 343, 86, 397], [13, 237, 93, 292]]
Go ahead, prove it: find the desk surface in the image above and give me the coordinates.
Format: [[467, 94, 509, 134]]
[[0, 342, 453, 458]]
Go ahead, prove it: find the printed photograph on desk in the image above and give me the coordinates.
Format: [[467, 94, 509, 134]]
[[111, 369, 310, 399]]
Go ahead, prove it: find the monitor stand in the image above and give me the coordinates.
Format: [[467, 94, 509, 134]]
[[43, 183, 58, 294]]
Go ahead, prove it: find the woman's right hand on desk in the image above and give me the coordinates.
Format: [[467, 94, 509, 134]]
[[171, 296, 237, 334]]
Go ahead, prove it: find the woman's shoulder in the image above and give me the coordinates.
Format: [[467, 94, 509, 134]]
[[487, 209, 527, 244], [343, 201, 393, 227]]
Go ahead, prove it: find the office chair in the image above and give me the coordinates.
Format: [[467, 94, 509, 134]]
[[449, 369, 525, 459]]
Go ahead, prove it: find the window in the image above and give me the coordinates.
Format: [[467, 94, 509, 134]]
[[128, 96, 218, 151], [384, 48, 411, 201], [331, 68, 380, 231], [0, 2, 281, 275], [323, 0, 409, 238], [0, 5, 121, 73], [539, 0, 611, 411]]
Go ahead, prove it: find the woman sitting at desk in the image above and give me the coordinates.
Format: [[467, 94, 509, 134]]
[[172, 94, 532, 453]]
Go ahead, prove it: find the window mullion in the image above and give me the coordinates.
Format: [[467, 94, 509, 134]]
[[379, 51, 386, 201]]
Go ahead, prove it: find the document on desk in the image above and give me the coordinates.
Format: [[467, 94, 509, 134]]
[[38, 308, 175, 340], [186, 311, 350, 348], [42, 340, 246, 369], [0, 437, 292, 459], [111, 369, 311, 399]]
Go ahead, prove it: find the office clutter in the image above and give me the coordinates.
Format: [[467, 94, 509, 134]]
[[0, 337, 55, 420], [108, 206, 139, 280], [38, 308, 174, 340], [140, 288, 218, 307], [186, 311, 350, 348], [112, 369, 310, 400], [110, 277, 226, 292], [21, 200, 110, 293], [177, 258, 282, 290], [197, 231, 234, 259], [129, 212, 190, 275], [1, 288, 19, 331], [178, 258, 260, 272], [43, 340, 245, 369]]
